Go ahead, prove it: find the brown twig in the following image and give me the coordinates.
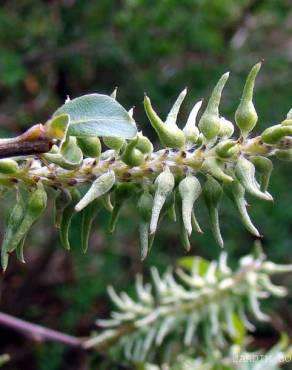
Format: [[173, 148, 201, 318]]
[[0, 124, 52, 159]]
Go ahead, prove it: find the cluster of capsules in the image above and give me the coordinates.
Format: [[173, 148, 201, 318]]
[[0, 62, 291, 269]]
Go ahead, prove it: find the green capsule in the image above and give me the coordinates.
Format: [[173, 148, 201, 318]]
[[183, 100, 202, 144], [178, 175, 202, 236], [75, 170, 115, 212], [1, 196, 26, 271], [138, 191, 154, 260], [250, 156, 273, 192], [0, 159, 19, 174], [281, 119, 292, 126], [235, 62, 261, 137], [218, 117, 234, 139], [59, 188, 80, 250], [202, 157, 234, 183], [54, 189, 72, 228], [198, 72, 230, 140], [176, 196, 191, 252], [80, 199, 101, 253], [203, 175, 224, 248], [121, 137, 145, 167], [225, 179, 260, 237], [136, 132, 153, 154], [261, 124, 292, 144], [275, 148, 292, 162], [150, 168, 175, 235], [109, 183, 136, 233], [103, 136, 125, 151], [144, 95, 186, 149], [234, 156, 273, 201], [215, 140, 239, 159], [5, 184, 47, 256], [77, 137, 101, 158]]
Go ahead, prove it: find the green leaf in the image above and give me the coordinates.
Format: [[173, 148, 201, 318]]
[[54, 94, 137, 139]]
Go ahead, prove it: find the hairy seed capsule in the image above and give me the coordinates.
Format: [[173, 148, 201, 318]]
[[224, 179, 260, 237], [0, 159, 19, 174], [103, 136, 125, 151], [121, 137, 145, 167], [178, 176, 202, 236], [81, 199, 101, 253], [250, 156, 273, 192], [234, 156, 273, 201], [261, 124, 292, 144], [150, 168, 175, 235], [235, 62, 261, 137], [75, 171, 115, 212], [144, 95, 186, 149], [60, 188, 80, 250], [77, 137, 101, 158], [109, 183, 136, 233], [275, 148, 292, 161], [138, 191, 154, 260], [215, 140, 239, 158], [54, 189, 72, 228], [6, 184, 47, 255], [203, 175, 224, 248], [1, 196, 26, 271], [198, 72, 229, 140], [218, 117, 234, 139], [202, 157, 234, 183], [136, 132, 153, 154], [183, 100, 202, 144]]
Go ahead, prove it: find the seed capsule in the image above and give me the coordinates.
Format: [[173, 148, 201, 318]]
[[81, 199, 101, 253], [0, 159, 19, 174], [121, 137, 145, 167], [77, 137, 101, 158], [261, 124, 292, 144], [281, 119, 292, 126], [150, 168, 175, 235], [218, 117, 234, 139], [198, 72, 229, 140], [1, 196, 26, 270], [103, 136, 125, 151], [136, 132, 153, 154], [183, 100, 202, 144], [6, 184, 47, 255], [75, 170, 115, 212], [275, 148, 292, 161], [109, 183, 136, 233], [144, 95, 186, 149], [60, 188, 80, 250], [176, 196, 191, 251], [202, 157, 234, 183], [54, 189, 72, 228], [178, 175, 202, 236], [234, 156, 273, 201], [235, 62, 261, 137], [215, 140, 239, 158], [138, 191, 154, 260], [203, 175, 224, 248], [250, 156, 273, 192], [225, 179, 260, 237]]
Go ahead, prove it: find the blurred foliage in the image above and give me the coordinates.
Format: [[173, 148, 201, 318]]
[[0, 0, 291, 369]]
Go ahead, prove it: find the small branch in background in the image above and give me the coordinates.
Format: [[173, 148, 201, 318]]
[[0, 312, 84, 349]]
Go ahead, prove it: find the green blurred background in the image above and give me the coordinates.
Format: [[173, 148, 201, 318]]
[[0, 0, 291, 369]]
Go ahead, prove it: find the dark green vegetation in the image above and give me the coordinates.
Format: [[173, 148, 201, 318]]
[[0, 1, 291, 369]]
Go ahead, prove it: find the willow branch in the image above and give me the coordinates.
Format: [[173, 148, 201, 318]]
[[0, 312, 85, 349]]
